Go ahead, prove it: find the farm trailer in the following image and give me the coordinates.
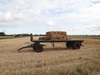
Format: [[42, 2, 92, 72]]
[[18, 34, 84, 52]]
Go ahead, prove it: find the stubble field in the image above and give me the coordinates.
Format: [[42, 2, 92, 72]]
[[0, 36, 100, 75]]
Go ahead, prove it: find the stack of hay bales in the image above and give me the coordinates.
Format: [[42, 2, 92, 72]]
[[39, 37, 47, 40], [39, 31, 68, 40]]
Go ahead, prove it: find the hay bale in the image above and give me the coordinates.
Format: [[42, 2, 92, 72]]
[[58, 32, 62, 35], [46, 35, 56, 38], [39, 37, 47, 40], [59, 37, 63, 40], [41, 31, 68, 40], [63, 36, 67, 40], [61, 32, 66, 35]]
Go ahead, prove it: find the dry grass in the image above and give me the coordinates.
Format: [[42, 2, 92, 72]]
[[0, 36, 100, 75]]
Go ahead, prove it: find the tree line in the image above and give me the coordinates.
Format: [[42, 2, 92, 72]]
[[0, 32, 30, 37], [0, 32, 5, 36]]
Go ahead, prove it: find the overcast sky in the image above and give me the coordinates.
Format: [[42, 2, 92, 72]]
[[0, 0, 100, 35]]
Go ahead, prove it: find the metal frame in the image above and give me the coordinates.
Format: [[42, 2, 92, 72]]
[[30, 34, 83, 43]]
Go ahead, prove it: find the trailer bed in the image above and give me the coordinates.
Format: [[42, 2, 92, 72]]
[[31, 40, 83, 42], [18, 34, 84, 52]]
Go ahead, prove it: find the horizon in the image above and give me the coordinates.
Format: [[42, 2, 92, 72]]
[[0, 0, 100, 35], [0, 31, 100, 36]]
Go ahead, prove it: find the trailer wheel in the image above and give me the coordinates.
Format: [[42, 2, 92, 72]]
[[33, 42, 43, 52], [66, 42, 73, 49], [73, 42, 80, 49], [66, 44, 73, 49]]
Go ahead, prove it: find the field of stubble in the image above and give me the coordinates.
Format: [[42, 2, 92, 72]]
[[0, 36, 100, 75]]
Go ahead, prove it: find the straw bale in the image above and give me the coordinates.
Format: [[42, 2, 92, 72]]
[[41, 31, 68, 40], [56, 34, 60, 38], [46, 31, 63, 35], [46, 35, 56, 38], [58, 32, 62, 35], [57, 35, 66, 38], [39, 37, 47, 40], [59, 37, 63, 40], [63, 37, 67, 40], [62, 32, 67, 35], [50, 37, 55, 40]]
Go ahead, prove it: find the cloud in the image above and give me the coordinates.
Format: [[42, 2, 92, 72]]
[[13, 13, 25, 20], [0, 11, 25, 21], [0, 12, 13, 22], [47, 20, 56, 26], [83, 22, 100, 31], [68, 22, 100, 31], [0, 0, 100, 34], [0, 21, 27, 28]]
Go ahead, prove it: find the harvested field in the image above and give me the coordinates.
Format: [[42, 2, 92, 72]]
[[0, 36, 100, 75]]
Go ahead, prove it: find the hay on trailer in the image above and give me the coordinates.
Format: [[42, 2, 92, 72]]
[[39, 37, 47, 40], [39, 31, 68, 40]]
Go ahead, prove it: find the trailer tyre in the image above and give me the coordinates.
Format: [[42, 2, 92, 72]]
[[66, 42, 73, 49], [33, 43, 43, 52], [73, 42, 80, 49], [66, 44, 73, 49], [33, 45, 43, 52]]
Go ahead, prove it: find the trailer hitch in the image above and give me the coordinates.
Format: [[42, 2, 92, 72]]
[[18, 43, 46, 52], [18, 44, 33, 52]]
